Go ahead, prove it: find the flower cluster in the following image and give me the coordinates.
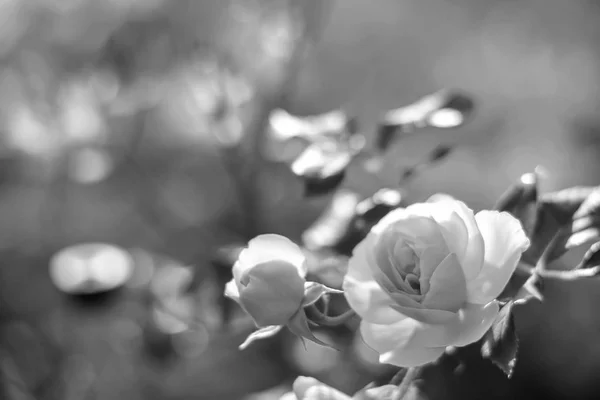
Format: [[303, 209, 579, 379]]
[[217, 92, 600, 399], [225, 196, 530, 366]]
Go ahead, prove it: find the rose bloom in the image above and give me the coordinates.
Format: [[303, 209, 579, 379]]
[[343, 196, 530, 367]]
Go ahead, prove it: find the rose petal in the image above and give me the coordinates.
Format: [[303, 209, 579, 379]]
[[389, 303, 456, 324], [468, 211, 530, 304], [411, 301, 499, 347], [343, 236, 405, 324], [239, 260, 305, 326], [224, 279, 240, 301], [417, 246, 449, 294], [234, 234, 306, 281], [426, 193, 455, 203], [419, 198, 485, 281], [449, 302, 499, 346], [372, 211, 449, 286], [374, 210, 449, 252], [379, 345, 446, 367], [422, 253, 466, 312], [360, 301, 498, 358], [360, 317, 417, 354]]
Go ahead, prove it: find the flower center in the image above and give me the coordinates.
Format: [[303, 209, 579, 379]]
[[405, 273, 420, 292], [391, 241, 422, 296]]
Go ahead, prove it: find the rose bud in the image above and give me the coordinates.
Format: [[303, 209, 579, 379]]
[[225, 234, 341, 349]]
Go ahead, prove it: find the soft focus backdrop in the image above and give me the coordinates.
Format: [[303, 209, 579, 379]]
[[1, 0, 600, 399]]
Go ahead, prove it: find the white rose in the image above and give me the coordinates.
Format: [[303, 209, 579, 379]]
[[343, 196, 530, 367], [225, 234, 341, 350], [225, 234, 307, 327]]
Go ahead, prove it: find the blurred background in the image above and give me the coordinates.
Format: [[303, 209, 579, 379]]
[[1, 0, 600, 399]]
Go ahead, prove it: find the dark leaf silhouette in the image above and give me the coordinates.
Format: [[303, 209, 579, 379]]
[[399, 145, 454, 185], [481, 301, 518, 378], [501, 184, 589, 299], [334, 188, 404, 255], [494, 171, 538, 237], [212, 244, 244, 327], [302, 188, 404, 257], [576, 241, 600, 270], [541, 187, 600, 263]]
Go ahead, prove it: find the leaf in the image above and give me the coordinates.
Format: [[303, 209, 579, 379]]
[[481, 301, 519, 378], [335, 188, 404, 255], [398, 145, 454, 185], [291, 135, 366, 197], [286, 309, 337, 350], [513, 272, 544, 304], [355, 188, 404, 228], [540, 186, 595, 223], [302, 190, 361, 251], [500, 184, 594, 301], [303, 170, 347, 197], [494, 171, 538, 237], [266, 109, 353, 163], [267, 108, 348, 141], [238, 325, 282, 350], [541, 187, 600, 262], [304, 250, 349, 288], [376, 90, 475, 151], [576, 241, 600, 270]]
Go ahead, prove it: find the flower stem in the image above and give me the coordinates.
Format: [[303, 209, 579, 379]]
[[306, 304, 356, 326], [389, 368, 407, 385], [538, 266, 600, 281], [518, 263, 600, 281], [392, 366, 424, 400]]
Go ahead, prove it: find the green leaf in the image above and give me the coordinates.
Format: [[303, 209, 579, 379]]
[[481, 301, 518, 378]]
